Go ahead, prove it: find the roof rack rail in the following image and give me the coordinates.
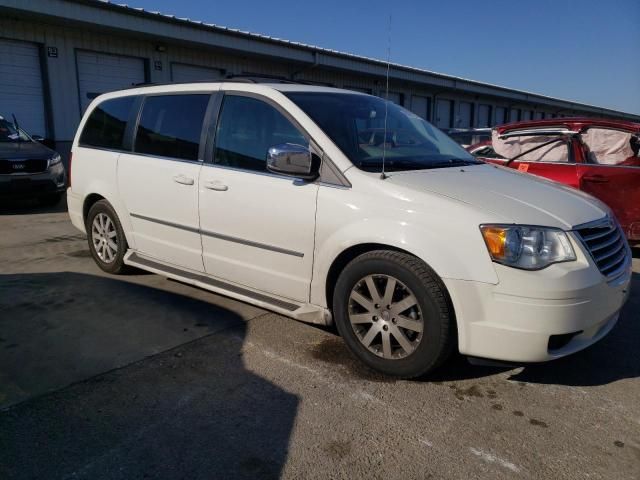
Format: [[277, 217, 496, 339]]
[[120, 79, 230, 90], [223, 74, 334, 86], [114, 75, 327, 92], [224, 74, 298, 84]]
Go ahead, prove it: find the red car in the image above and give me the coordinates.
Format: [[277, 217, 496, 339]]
[[468, 118, 640, 244]]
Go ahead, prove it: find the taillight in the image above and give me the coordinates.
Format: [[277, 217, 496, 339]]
[[68, 152, 73, 188]]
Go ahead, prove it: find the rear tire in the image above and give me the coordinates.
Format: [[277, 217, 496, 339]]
[[332, 250, 455, 378], [86, 200, 130, 274]]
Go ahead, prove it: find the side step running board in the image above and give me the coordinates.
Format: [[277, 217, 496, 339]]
[[124, 251, 330, 325]]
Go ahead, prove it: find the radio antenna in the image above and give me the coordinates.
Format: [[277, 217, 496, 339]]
[[380, 13, 392, 180]]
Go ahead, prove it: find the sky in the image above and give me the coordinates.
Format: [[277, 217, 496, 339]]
[[127, 0, 640, 114]]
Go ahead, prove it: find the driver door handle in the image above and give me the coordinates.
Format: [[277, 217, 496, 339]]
[[173, 174, 194, 186], [204, 180, 229, 191], [582, 175, 609, 184]]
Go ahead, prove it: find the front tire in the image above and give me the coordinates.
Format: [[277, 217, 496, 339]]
[[332, 250, 455, 378], [86, 200, 130, 274]]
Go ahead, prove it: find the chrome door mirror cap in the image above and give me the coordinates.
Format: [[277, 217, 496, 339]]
[[266, 143, 319, 181]]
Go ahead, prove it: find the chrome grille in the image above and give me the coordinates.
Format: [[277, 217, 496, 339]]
[[576, 218, 629, 278]]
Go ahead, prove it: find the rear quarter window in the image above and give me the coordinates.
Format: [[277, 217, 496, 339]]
[[79, 96, 136, 150]]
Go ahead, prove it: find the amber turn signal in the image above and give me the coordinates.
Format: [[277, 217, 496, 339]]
[[480, 226, 507, 258]]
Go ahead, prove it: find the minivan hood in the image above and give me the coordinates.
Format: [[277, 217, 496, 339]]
[[0, 141, 53, 160], [387, 164, 608, 229]]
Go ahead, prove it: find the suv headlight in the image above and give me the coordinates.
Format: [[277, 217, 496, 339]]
[[480, 225, 576, 270], [48, 154, 62, 167]]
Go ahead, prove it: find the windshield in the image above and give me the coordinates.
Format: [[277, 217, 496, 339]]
[[0, 118, 30, 142], [285, 92, 481, 172]]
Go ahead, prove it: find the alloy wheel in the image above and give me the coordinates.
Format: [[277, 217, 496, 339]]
[[91, 212, 118, 263], [348, 274, 424, 359]]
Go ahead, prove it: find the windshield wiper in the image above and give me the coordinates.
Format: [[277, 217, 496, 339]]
[[357, 157, 482, 172], [428, 158, 483, 168]]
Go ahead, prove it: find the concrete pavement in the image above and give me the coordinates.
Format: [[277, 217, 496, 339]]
[[1, 199, 639, 479]]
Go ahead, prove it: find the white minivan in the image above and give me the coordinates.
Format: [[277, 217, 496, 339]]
[[67, 82, 632, 377]]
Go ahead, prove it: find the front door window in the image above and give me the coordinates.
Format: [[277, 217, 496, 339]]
[[214, 95, 308, 172]]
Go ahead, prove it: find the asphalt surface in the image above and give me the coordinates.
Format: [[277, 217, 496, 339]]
[[1, 198, 639, 479]]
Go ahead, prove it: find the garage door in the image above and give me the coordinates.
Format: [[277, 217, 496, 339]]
[[478, 104, 492, 127], [345, 86, 372, 94], [76, 51, 146, 112], [0, 39, 47, 137], [380, 91, 402, 106], [170, 63, 223, 83], [458, 102, 473, 128], [410, 95, 430, 120], [436, 99, 453, 129]]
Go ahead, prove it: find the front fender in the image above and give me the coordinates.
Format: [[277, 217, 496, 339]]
[[310, 190, 499, 308]]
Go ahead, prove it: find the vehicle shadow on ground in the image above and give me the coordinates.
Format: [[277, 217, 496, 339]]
[[0, 271, 298, 480], [0, 196, 67, 215], [429, 272, 640, 387]]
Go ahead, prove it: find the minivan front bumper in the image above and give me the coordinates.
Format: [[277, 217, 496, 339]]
[[444, 238, 632, 363]]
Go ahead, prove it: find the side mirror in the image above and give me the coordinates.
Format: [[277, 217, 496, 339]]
[[266, 143, 319, 180], [32, 135, 45, 142]]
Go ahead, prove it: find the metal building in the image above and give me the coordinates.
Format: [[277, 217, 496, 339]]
[[1, 0, 638, 159]]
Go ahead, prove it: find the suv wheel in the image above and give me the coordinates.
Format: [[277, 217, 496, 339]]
[[86, 200, 130, 274], [333, 250, 455, 378]]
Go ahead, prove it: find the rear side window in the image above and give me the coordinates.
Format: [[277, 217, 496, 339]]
[[581, 128, 638, 166], [135, 94, 210, 161], [79, 96, 135, 149]]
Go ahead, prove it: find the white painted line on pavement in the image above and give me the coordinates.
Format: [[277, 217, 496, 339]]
[[469, 447, 520, 473]]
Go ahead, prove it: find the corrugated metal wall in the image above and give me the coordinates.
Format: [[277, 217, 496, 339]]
[[0, 16, 627, 153]]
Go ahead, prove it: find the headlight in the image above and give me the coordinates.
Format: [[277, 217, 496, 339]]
[[480, 225, 576, 270], [48, 154, 62, 166]]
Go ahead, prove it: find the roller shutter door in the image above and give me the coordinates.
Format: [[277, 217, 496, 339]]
[[436, 99, 453, 129], [458, 102, 473, 128], [76, 51, 145, 112], [0, 39, 46, 137], [170, 63, 223, 83], [410, 95, 430, 120], [386, 91, 402, 105], [344, 86, 372, 94], [478, 104, 492, 127], [379, 91, 403, 105]]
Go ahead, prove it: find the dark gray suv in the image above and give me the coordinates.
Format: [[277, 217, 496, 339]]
[[0, 115, 66, 205]]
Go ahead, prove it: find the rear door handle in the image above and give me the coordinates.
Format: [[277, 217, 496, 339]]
[[204, 180, 229, 191], [582, 175, 609, 184], [173, 174, 194, 186]]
